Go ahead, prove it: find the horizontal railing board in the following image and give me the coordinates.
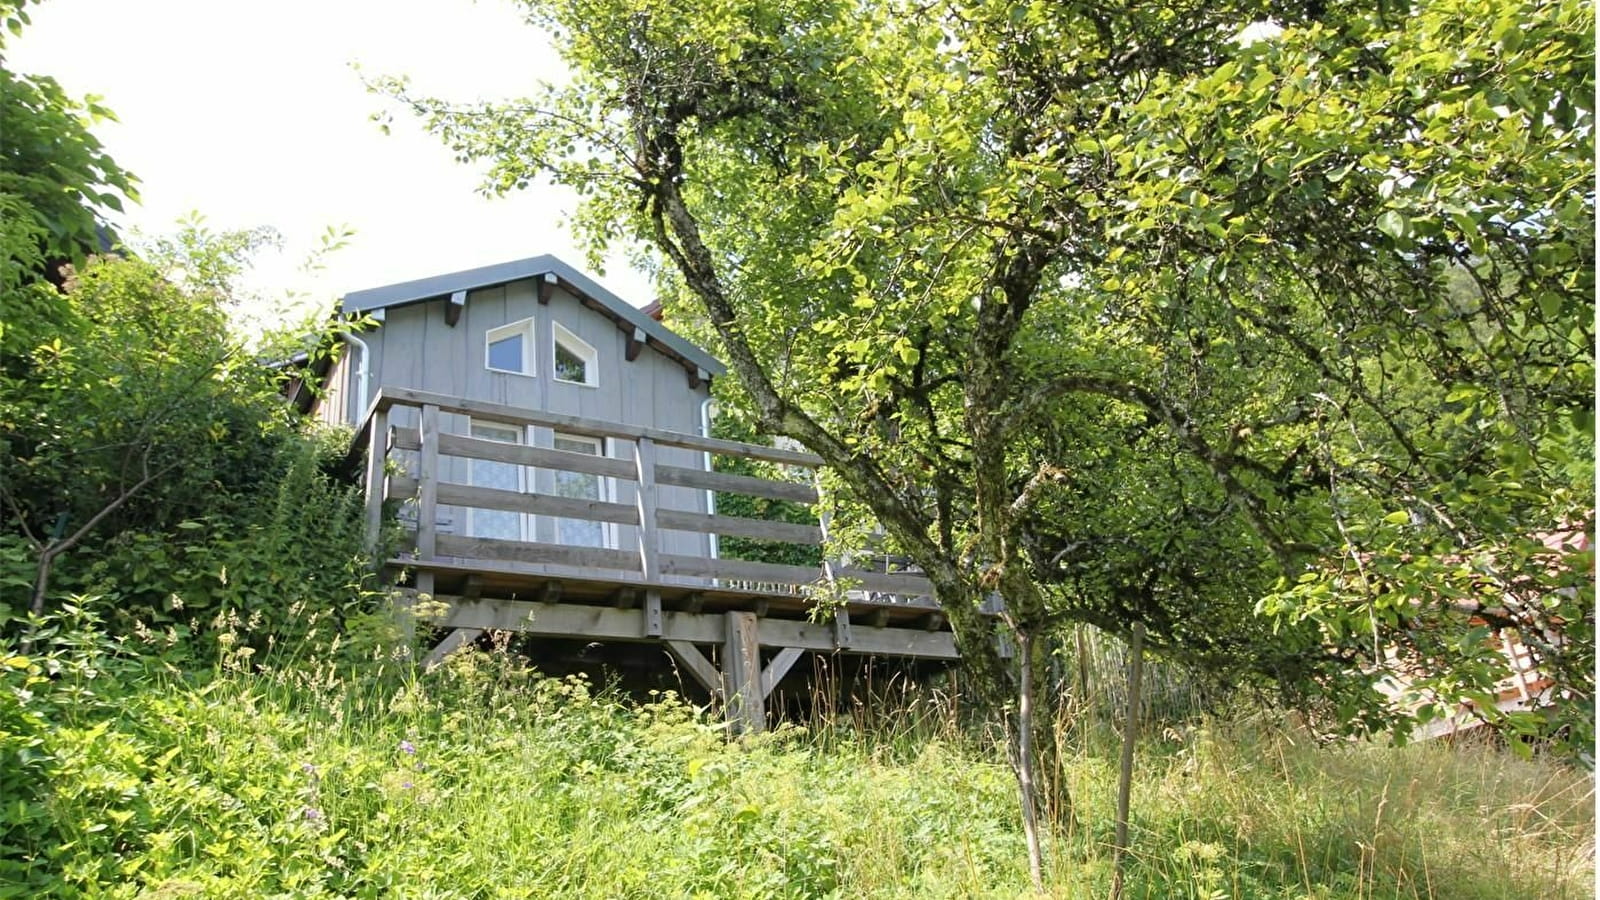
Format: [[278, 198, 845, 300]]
[[655, 464, 818, 504], [659, 553, 826, 587], [438, 482, 641, 525], [656, 509, 823, 545], [438, 433, 639, 479], [435, 534, 642, 572], [370, 387, 822, 466], [835, 569, 935, 597], [387, 478, 641, 525]]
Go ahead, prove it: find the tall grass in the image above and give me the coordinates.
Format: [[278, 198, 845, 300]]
[[4, 617, 1592, 898]]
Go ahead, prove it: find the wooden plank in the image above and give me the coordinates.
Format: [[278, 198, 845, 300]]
[[656, 465, 819, 504], [836, 568, 935, 597], [363, 408, 390, 551], [423, 627, 483, 671], [393, 426, 422, 452], [659, 553, 824, 588], [834, 607, 854, 650], [428, 595, 959, 659], [438, 432, 636, 479], [666, 640, 722, 697], [625, 326, 646, 362], [372, 387, 823, 466], [612, 587, 638, 609], [442, 598, 724, 643], [435, 533, 642, 571], [724, 611, 764, 734], [540, 581, 562, 604], [760, 647, 803, 699], [634, 437, 661, 581], [435, 482, 641, 525], [417, 404, 440, 562], [644, 590, 663, 637], [656, 510, 823, 545]]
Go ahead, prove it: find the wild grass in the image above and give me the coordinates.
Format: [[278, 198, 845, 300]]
[[3, 619, 1592, 898]]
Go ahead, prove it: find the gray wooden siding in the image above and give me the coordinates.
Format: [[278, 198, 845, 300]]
[[362, 278, 714, 563]]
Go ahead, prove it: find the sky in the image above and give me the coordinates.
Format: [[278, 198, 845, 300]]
[[7, 0, 655, 330]]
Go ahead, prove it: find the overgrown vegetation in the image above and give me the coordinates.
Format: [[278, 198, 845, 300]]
[[2, 614, 1592, 898]]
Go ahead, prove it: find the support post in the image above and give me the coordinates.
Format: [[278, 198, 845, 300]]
[[633, 437, 660, 581], [362, 407, 389, 551], [417, 404, 440, 563], [722, 611, 764, 734]]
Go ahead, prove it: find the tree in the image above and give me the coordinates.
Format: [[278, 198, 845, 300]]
[[379, 0, 1593, 880]]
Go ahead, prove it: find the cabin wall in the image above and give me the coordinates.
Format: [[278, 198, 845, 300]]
[[363, 278, 714, 563]]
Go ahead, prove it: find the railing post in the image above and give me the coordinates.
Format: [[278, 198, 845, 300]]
[[634, 437, 660, 581], [362, 406, 390, 552], [417, 404, 441, 563]]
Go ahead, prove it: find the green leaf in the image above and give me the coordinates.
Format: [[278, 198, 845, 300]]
[[1376, 210, 1410, 240]]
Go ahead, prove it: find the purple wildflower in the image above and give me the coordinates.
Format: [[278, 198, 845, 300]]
[[401, 781, 414, 790], [399, 740, 416, 755], [301, 806, 323, 822]]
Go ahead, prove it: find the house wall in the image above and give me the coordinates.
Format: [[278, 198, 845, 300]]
[[347, 278, 714, 564]]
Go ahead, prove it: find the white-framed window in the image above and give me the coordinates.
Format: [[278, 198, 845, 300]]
[[551, 433, 614, 548], [485, 318, 535, 376], [551, 321, 598, 386], [466, 420, 528, 541]]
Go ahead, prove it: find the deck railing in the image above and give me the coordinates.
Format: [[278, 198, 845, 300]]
[[352, 387, 936, 607]]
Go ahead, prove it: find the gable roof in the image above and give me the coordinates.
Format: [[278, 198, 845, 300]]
[[340, 254, 725, 377]]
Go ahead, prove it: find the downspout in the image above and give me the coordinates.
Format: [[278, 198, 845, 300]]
[[345, 332, 371, 427], [700, 397, 719, 561]]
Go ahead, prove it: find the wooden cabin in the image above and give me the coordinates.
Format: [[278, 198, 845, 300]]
[[311, 256, 956, 731]]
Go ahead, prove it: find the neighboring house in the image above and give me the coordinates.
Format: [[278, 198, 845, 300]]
[[309, 255, 724, 564]]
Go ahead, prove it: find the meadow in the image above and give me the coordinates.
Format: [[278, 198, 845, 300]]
[[2, 611, 1591, 899]]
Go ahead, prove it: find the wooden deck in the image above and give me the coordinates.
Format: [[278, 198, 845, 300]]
[[353, 387, 957, 731]]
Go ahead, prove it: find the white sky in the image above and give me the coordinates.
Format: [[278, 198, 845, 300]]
[[7, 0, 654, 333]]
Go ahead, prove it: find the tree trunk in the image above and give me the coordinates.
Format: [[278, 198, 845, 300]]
[[1013, 626, 1045, 894], [1110, 621, 1146, 900]]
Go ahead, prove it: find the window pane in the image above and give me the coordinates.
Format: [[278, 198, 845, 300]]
[[488, 334, 523, 372], [554, 341, 587, 383], [552, 436, 602, 547]]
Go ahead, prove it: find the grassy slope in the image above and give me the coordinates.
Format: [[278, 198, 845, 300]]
[[6, 646, 1593, 899]]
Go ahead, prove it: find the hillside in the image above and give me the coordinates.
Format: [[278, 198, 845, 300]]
[[3, 617, 1591, 899]]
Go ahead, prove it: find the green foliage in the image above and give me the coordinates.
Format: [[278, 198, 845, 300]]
[[1, 616, 1591, 898], [379, 0, 1594, 754], [710, 404, 821, 567], [0, 0, 137, 269]]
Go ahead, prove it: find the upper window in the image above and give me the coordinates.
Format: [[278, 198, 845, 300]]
[[552, 322, 598, 386], [485, 318, 535, 376]]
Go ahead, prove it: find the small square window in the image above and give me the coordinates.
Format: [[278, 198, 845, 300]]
[[485, 319, 535, 375], [552, 322, 598, 386]]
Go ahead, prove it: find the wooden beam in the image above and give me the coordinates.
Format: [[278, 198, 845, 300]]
[[760, 647, 804, 699], [423, 627, 483, 671], [417, 404, 440, 562], [436, 534, 641, 572], [687, 367, 709, 390], [462, 574, 484, 599], [539, 580, 562, 604], [420, 480, 640, 526], [369, 387, 822, 466], [666, 640, 722, 697], [752, 599, 771, 617], [655, 465, 819, 504], [634, 437, 661, 581], [922, 611, 945, 631], [682, 592, 705, 613], [834, 607, 854, 650], [434, 596, 959, 659], [445, 290, 466, 327], [656, 510, 822, 545], [867, 608, 890, 628], [437, 432, 637, 479], [723, 611, 763, 734], [625, 326, 646, 362], [537, 271, 557, 304], [362, 408, 389, 552], [612, 587, 638, 609], [644, 590, 663, 638]]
